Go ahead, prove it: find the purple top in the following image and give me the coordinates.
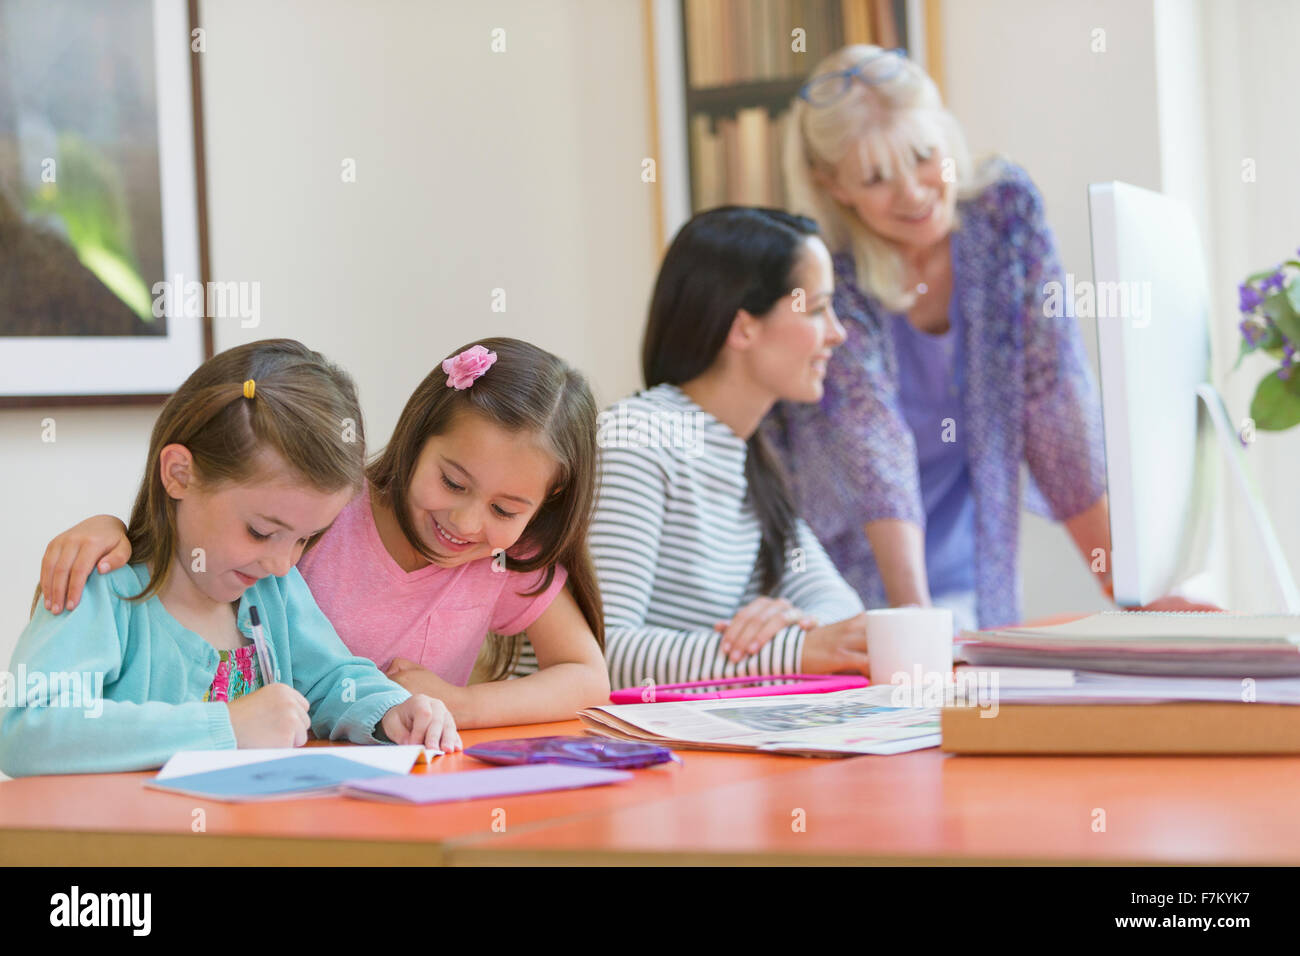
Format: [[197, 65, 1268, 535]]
[[889, 273, 976, 597], [762, 161, 1106, 628]]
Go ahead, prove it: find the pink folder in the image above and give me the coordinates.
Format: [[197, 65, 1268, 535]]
[[339, 764, 633, 804]]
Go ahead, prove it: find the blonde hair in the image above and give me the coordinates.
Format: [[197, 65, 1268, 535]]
[[784, 44, 999, 311]]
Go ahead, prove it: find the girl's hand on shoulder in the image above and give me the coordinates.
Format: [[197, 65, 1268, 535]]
[[715, 597, 816, 663], [385, 656, 450, 690], [41, 514, 131, 614], [382, 694, 462, 753], [227, 684, 311, 748]]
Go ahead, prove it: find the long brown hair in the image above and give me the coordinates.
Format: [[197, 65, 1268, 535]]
[[641, 206, 817, 594], [124, 338, 366, 602], [367, 337, 604, 680]]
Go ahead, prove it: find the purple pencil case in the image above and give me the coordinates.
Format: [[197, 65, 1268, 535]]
[[464, 735, 678, 770]]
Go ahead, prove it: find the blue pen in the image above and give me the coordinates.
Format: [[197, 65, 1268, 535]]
[[249, 605, 277, 685]]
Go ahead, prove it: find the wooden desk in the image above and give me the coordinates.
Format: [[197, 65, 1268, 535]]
[[7, 717, 1300, 866], [447, 749, 1300, 866], [0, 720, 812, 865]]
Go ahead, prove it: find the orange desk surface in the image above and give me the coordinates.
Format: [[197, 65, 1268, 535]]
[[447, 750, 1300, 866], [5, 716, 1300, 866], [0, 720, 813, 865]]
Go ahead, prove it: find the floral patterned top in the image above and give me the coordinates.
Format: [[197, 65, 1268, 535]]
[[203, 644, 263, 703], [761, 160, 1107, 629]]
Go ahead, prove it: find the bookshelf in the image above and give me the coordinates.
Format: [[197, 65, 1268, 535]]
[[644, 0, 943, 249]]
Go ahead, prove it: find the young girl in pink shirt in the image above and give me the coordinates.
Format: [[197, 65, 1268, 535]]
[[38, 338, 610, 728]]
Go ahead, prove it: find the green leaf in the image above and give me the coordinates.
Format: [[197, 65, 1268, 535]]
[[1264, 289, 1300, 344], [1245, 268, 1277, 286], [1250, 372, 1300, 431], [1288, 278, 1300, 316]]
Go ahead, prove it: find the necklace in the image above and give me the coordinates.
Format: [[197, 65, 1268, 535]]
[[907, 241, 947, 297]]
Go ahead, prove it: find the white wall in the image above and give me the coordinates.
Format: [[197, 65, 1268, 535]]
[[941, 0, 1162, 619], [1202, 0, 1300, 611], [0, 0, 658, 670]]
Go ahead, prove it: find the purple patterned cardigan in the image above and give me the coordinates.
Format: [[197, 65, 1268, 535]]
[[762, 161, 1107, 629]]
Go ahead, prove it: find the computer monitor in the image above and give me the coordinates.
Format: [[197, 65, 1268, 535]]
[[1088, 180, 1299, 610], [1087, 181, 1211, 607]]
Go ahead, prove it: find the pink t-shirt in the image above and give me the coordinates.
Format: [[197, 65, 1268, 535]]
[[296, 486, 568, 685]]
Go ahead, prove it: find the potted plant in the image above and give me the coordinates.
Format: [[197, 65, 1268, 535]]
[[1238, 249, 1300, 430]]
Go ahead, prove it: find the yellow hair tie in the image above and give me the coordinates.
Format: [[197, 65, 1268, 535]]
[[243, 379, 256, 399]]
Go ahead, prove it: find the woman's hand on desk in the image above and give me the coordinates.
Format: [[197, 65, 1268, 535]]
[[715, 597, 817, 663], [801, 613, 872, 675], [1136, 594, 1225, 613], [40, 514, 131, 614]]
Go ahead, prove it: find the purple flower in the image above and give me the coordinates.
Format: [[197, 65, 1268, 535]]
[[1279, 343, 1297, 381], [1260, 269, 1287, 294], [1239, 282, 1264, 312], [1240, 318, 1266, 346]]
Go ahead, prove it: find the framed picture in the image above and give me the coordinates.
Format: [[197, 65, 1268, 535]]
[[0, 0, 211, 407]]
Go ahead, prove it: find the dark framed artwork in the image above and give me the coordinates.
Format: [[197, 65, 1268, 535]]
[[0, 0, 212, 407]]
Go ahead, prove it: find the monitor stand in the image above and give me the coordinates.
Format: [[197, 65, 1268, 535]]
[[1196, 383, 1300, 613]]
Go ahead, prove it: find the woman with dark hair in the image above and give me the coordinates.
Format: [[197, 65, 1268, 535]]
[[517, 206, 871, 689]]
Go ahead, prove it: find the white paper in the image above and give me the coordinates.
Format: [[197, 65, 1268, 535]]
[[953, 665, 1077, 688], [980, 611, 1300, 644], [155, 744, 440, 780], [581, 685, 941, 756], [992, 671, 1300, 704]]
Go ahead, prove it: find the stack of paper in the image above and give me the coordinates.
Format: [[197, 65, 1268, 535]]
[[945, 612, 1300, 754], [959, 611, 1300, 676]]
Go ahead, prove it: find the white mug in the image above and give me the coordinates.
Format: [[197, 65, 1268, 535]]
[[866, 606, 954, 687]]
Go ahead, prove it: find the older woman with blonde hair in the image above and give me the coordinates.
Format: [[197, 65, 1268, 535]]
[[759, 45, 1111, 631]]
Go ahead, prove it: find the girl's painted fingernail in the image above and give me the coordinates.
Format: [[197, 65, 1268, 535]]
[[52, 604, 60, 613]]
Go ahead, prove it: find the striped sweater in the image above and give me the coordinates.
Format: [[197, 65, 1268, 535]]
[[513, 383, 864, 689]]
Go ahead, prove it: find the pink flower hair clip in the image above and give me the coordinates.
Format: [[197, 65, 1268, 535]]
[[442, 345, 497, 389]]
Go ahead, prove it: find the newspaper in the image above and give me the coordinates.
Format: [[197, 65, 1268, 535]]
[[578, 685, 940, 757]]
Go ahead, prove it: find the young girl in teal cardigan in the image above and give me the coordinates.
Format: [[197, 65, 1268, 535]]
[[0, 339, 461, 776]]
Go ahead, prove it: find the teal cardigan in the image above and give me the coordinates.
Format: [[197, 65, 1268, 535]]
[[0, 564, 410, 776]]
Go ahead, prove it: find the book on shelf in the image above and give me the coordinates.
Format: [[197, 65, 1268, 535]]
[[684, 0, 860, 88], [689, 107, 791, 209]]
